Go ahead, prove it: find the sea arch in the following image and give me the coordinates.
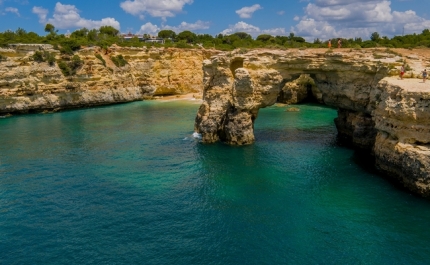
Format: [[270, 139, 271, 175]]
[[194, 49, 430, 197]]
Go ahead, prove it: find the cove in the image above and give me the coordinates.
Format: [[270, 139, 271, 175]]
[[1, 100, 430, 265]]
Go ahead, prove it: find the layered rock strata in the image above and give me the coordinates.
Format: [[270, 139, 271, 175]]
[[194, 49, 430, 197], [0, 46, 217, 113]]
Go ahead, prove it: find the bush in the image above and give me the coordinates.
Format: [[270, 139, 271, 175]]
[[70, 55, 83, 69], [95, 53, 106, 67], [111, 54, 128, 67], [58, 61, 72, 76], [32, 51, 56, 66], [46, 53, 56, 66], [175, 41, 192, 49], [59, 39, 81, 55], [32, 51, 45, 62], [58, 55, 83, 76]]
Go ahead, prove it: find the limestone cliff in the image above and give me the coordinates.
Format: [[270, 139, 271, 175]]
[[0, 45, 217, 114], [194, 48, 430, 197]]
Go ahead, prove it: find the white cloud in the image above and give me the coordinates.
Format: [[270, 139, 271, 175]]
[[5, 7, 20, 16], [163, 20, 210, 33], [235, 4, 262, 19], [137, 22, 160, 34], [137, 20, 210, 34], [32, 6, 48, 23], [120, 0, 193, 20], [292, 0, 430, 41], [221, 21, 285, 37], [32, 2, 120, 30]]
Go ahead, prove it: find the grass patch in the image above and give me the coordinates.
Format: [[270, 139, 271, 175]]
[[111, 54, 128, 67], [95, 53, 106, 67]]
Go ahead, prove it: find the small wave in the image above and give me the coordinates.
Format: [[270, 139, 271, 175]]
[[192, 132, 202, 139]]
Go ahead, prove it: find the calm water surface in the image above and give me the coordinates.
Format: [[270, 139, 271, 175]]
[[1, 100, 429, 265]]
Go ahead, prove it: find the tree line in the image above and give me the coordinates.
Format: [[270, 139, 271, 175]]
[[0, 24, 429, 52]]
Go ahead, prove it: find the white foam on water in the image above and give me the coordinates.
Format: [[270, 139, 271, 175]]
[[192, 132, 202, 139]]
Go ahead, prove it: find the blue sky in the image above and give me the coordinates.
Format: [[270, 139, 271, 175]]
[[0, 0, 429, 41]]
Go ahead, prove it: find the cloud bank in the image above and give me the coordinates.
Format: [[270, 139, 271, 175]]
[[137, 20, 210, 34], [32, 2, 120, 30], [221, 21, 285, 37], [292, 0, 430, 41], [120, 0, 193, 20]]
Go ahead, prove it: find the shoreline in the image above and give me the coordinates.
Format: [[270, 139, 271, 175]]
[[154, 93, 203, 102]]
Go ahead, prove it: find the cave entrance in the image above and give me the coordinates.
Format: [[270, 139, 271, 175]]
[[230, 58, 244, 78], [277, 73, 319, 104]]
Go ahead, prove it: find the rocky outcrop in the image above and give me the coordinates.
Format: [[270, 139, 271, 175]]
[[0, 46, 218, 114], [194, 48, 430, 197], [195, 49, 390, 145], [373, 81, 430, 196]]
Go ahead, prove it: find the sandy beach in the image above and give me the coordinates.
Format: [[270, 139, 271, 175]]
[[154, 93, 203, 102]]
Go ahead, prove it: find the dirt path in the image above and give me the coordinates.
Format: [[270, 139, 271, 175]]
[[385, 76, 429, 92]]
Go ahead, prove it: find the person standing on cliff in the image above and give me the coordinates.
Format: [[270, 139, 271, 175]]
[[328, 39, 332, 48], [337, 39, 342, 48], [423, 69, 427, 83], [400, 65, 405, 80]]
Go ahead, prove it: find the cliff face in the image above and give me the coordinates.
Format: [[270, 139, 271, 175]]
[[194, 48, 430, 197], [2, 45, 430, 197], [0, 45, 217, 114]]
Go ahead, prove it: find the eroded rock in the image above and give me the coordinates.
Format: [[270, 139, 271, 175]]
[[194, 48, 430, 197]]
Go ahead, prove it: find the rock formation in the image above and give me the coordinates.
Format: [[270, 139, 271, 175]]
[[0, 45, 217, 113], [194, 48, 430, 197]]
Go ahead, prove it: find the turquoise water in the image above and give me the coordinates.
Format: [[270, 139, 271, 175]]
[[1, 100, 430, 265]]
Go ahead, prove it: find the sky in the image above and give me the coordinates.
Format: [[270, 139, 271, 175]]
[[0, 0, 429, 41]]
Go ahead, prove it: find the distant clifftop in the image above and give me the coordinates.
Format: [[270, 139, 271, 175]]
[[0, 45, 218, 114]]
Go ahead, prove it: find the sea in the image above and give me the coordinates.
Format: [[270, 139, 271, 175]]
[[1, 99, 429, 265]]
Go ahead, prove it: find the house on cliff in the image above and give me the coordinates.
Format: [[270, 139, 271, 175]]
[[121, 33, 165, 44]]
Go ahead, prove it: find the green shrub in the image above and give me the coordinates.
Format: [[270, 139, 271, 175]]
[[58, 55, 83, 76], [175, 41, 192, 49], [32, 51, 45, 62], [46, 53, 56, 66], [59, 39, 81, 55], [70, 55, 83, 69], [95, 53, 106, 67], [32, 51, 56, 66], [58, 61, 72, 76], [111, 54, 128, 67]]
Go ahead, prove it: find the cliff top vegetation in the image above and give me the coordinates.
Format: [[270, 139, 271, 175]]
[[0, 24, 429, 54]]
